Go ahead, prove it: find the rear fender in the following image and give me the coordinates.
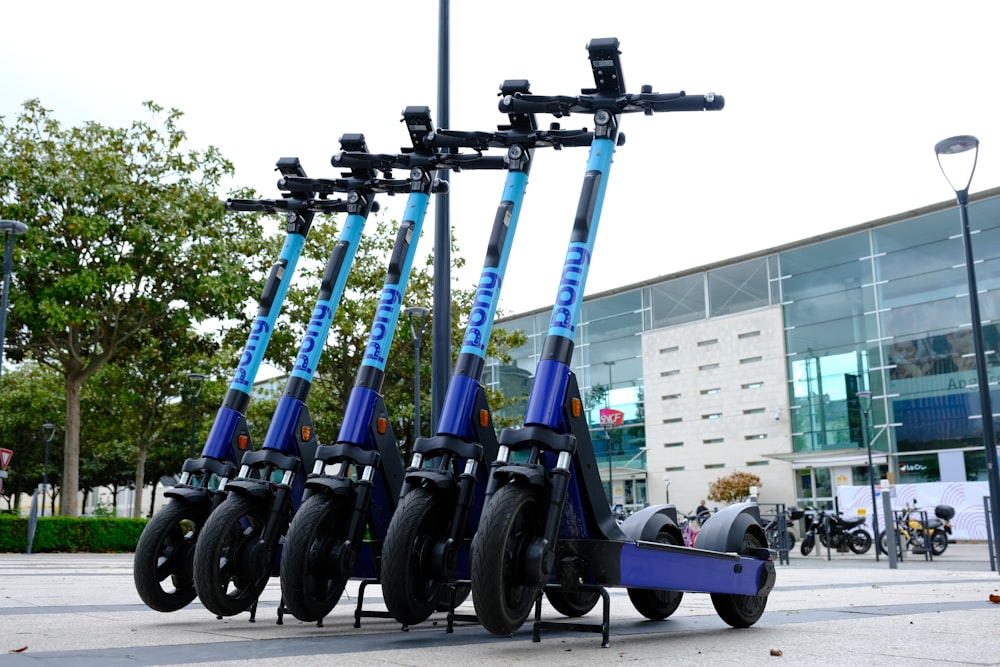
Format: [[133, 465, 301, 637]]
[[694, 502, 768, 555], [619, 504, 682, 545]]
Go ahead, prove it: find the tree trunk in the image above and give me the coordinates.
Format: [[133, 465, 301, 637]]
[[60, 374, 83, 517], [133, 442, 148, 518]]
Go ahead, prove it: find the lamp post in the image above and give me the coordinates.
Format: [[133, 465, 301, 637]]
[[857, 390, 880, 562], [935, 134, 1000, 567], [404, 307, 430, 441], [0, 220, 28, 386], [186, 372, 206, 459], [41, 423, 56, 516]]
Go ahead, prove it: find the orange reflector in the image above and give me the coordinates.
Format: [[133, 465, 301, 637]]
[[300, 425, 312, 442], [571, 397, 582, 418], [237, 434, 249, 450], [479, 409, 490, 428], [377, 417, 388, 435]]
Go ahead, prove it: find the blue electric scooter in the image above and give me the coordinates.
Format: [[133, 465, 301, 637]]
[[378, 81, 596, 628], [276, 107, 510, 624], [469, 38, 774, 646], [133, 156, 339, 613], [191, 136, 418, 619]]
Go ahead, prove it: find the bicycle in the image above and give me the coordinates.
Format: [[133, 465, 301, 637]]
[[468, 39, 772, 645]]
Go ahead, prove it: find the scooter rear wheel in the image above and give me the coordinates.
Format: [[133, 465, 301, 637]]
[[279, 493, 352, 623], [193, 493, 272, 617], [471, 483, 542, 636], [381, 487, 450, 626], [133, 499, 207, 612], [626, 528, 684, 620], [710, 530, 769, 628], [545, 589, 601, 617]]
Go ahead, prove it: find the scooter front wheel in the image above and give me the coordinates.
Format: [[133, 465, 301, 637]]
[[133, 499, 208, 612], [279, 493, 352, 623], [381, 487, 450, 626], [471, 483, 542, 636], [710, 529, 769, 628], [192, 493, 272, 617]]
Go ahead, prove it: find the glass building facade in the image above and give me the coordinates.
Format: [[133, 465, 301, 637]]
[[486, 188, 1000, 510]]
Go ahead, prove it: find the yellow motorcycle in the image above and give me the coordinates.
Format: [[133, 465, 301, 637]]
[[878, 502, 954, 557]]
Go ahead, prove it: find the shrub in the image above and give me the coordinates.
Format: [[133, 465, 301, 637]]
[[707, 471, 762, 505], [0, 515, 147, 553]]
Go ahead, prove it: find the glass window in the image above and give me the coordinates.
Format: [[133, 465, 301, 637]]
[[708, 258, 770, 316], [783, 287, 868, 328], [651, 273, 705, 328]]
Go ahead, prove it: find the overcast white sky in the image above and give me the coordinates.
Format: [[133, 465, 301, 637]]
[[3, 1, 999, 316]]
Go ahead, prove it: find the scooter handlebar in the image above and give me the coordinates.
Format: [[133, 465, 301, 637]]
[[498, 91, 724, 116]]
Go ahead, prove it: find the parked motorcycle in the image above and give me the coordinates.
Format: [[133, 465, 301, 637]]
[[800, 507, 872, 555], [878, 501, 954, 557]]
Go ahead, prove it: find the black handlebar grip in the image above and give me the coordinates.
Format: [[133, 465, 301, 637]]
[[647, 93, 725, 112]]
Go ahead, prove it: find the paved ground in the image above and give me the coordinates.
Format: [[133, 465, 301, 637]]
[[1, 543, 998, 666]]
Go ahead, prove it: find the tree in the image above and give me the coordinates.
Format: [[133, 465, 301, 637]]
[[707, 471, 762, 506], [0, 362, 63, 511], [0, 99, 269, 515]]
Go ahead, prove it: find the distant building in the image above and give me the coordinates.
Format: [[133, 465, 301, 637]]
[[486, 187, 1000, 512]]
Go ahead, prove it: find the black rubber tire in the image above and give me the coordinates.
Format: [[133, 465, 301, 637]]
[[710, 529, 769, 628], [279, 493, 352, 623], [545, 589, 602, 617], [626, 528, 684, 620], [800, 533, 815, 556], [848, 529, 872, 555], [930, 531, 949, 556], [192, 493, 272, 618], [877, 530, 905, 557], [470, 483, 541, 637], [133, 500, 207, 612], [381, 487, 450, 626]]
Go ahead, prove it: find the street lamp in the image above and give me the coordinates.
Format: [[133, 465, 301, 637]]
[[41, 423, 57, 516], [186, 372, 206, 459], [857, 390, 880, 562], [0, 220, 28, 386], [935, 134, 1000, 568], [404, 307, 430, 441]]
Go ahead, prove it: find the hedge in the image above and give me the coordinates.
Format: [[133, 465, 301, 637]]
[[0, 515, 148, 553]]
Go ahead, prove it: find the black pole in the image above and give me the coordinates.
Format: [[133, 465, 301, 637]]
[[0, 221, 28, 387], [860, 401, 880, 562], [190, 392, 198, 460], [956, 189, 1000, 564], [431, 0, 451, 431]]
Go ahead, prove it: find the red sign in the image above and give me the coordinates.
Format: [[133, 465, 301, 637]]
[[599, 408, 625, 426], [0, 448, 11, 471]]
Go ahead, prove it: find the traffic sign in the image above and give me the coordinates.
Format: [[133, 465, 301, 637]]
[[0, 448, 12, 471]]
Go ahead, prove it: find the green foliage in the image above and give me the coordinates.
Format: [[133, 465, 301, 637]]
[[0, 515, 147, 552], [707, 470, 762, 505], [0, 99, 271, 514]]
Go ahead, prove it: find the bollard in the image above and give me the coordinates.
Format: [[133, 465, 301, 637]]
[[881, 479, 897, 569], [26, 487, 41, 554]]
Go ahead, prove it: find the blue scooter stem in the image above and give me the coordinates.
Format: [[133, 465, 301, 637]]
[[525, 137, 616, 429]]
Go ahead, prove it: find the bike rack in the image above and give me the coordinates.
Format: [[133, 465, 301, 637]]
[[532, 584, 611, 649]]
